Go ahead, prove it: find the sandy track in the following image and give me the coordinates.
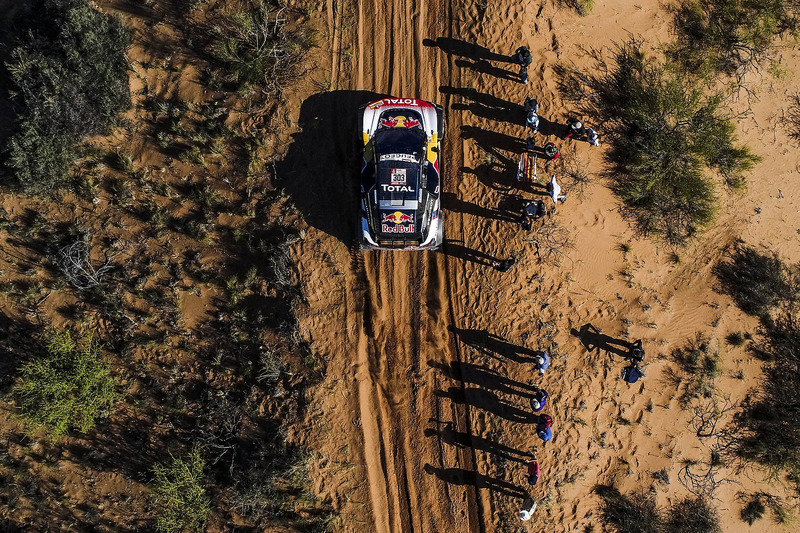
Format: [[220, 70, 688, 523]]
[[332, 0, 483, 530]]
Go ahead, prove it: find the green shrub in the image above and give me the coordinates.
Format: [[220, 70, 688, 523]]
[[664, 496, 721, 533], [669, 0, 800, 79], [742, 497, 766, 525], [672, 335, 721, 402], [211, 0, 310, 94], [595, 485, 662, 533], [558, 41, 758, 245], [3, 0, 130, 192], [14, 329, 116, 436], [151, 447, 211, 533]]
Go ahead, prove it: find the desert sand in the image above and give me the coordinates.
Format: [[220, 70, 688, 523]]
[[286, 0, 800, 531], [0, 0, 798, 530]]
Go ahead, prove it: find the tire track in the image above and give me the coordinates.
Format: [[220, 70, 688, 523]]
[[340, 0, 481, 528]]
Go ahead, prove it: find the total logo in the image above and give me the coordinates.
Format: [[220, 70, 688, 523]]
[[370, 98, 418, 108], [379, 115, 421, 129], [381, 184, 415, 192], [382, 211, 414, 224]]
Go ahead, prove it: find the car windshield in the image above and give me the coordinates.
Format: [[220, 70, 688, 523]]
[[373, 128, 426, 159]]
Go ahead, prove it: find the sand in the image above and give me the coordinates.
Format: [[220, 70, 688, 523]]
[[288, 0, 800, 531]]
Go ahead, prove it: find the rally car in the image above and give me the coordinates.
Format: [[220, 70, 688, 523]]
[[359, 97, 444, 251]]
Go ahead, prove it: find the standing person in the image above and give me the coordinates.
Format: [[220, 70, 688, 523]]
[[494, 257, 516, 272], [546, 175, 567, 204], [524, 97, 540, 132], [536, 414, 553, 442], [628, 339, 645, 364], [534, 351, 550, 374], [543, 142, 560, 161], [530, 388, 548, 412], [525, 455, 541, 485], [586, 128, 600, 146], [621, 364, 644, 384], [565, 117, 586, 139], [520, 200, 546, 230], [519, 498, 538, 521], [513, 46, 533, 84]]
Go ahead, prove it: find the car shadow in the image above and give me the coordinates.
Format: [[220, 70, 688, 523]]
[[275, 90, 387, 245]]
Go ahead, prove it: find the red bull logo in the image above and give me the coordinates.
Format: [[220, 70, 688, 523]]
[[379, 115, 422, 129], [382, 211, 414, 224]]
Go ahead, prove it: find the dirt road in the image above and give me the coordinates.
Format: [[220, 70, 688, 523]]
[[324, 0, 485, 531]]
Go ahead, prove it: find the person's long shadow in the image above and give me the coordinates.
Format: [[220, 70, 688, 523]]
[[439, 240, 500, 268], [461, 125, 525, 153], [424, 422, 530, 463], [449, 326, 538, 363], [423, 37, 512, 62], [461, 161, 517, 192], [571, 323, 632, 358], [455, 59, 520, 82], [439, 86, 523, 112], [534, 115, 564, 138], [423, 463, 528, 498], [275, 90, 386, 244], [452, 102, 522, 127], [429, 359, 538, 397], [442, 192, 519, 223], [436, 386, 536, 423]]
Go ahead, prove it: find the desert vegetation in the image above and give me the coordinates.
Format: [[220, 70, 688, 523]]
[[595, 485, 721, 533], [0, 0, 333, 528], [151, 447, 211, 532], [558, 41, 758, 244], [669, 0, 800, 79], [2, 0, 130, 192], [14, 329, 117, 436], [211, 0, 316, 95], [715, 243, 800, 486]]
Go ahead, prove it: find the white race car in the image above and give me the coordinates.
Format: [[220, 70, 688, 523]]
[[359, 98, 444, 251]]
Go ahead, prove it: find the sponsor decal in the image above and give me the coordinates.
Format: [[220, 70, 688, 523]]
[[379, 153, 417, 163], [381, 184, 414, 192], [390, 168, 407, 185], [369, 98, 424, 109], [382, 224, 415, 233], [379, 115, 422, 129], [382, 211, 414, 225]]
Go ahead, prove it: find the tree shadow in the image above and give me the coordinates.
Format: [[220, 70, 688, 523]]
[[423, 463, 528, 498], [448, 326, 538, 363], [435, 385, 536, 423], [455, 59, 520, 82], [571, 323, 632, 358], [442, 191, 520, 223], [423, 37, 512, 62], [429, 359, 538, 397], [425, 421, 531, 463], [275, 90, 387, 244], [439, 240, 501, 268]]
